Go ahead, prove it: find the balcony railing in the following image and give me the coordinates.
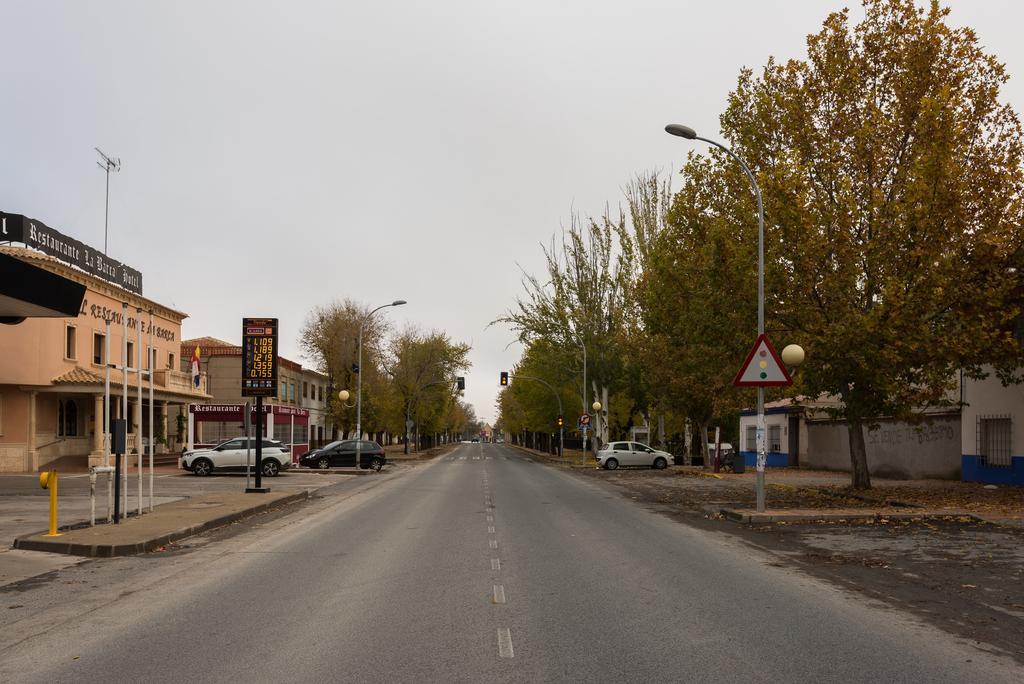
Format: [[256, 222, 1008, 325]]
[[153, 369, 207, 395]]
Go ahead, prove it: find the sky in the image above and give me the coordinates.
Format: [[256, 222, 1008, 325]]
[[2, 1, 1022, 423]]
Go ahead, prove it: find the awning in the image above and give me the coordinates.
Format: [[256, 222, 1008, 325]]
[[0, 252, 86, 324]]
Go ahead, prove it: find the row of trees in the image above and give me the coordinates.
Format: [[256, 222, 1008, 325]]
[[495, 0, 1024, 488], [300, 299, 479, 450]]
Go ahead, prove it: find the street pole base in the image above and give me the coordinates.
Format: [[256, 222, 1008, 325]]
[[245, 487, 271, 493]]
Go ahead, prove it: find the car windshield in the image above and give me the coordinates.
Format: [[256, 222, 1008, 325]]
[[322, 441, 344, 450]]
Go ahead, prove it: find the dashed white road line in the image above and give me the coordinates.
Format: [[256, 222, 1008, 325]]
[[491, 558, 501, 571], [486, 515, 493, 522], [488, 526, 495, 533], [498, 628, 514, 658], [489, 539, 498, 549], [493, 584, 506, 604]]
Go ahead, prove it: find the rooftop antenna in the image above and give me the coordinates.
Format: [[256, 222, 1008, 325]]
[[95, 147, 121, 255]]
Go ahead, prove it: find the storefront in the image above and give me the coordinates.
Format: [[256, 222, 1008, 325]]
[[187, 403, 310, 462]]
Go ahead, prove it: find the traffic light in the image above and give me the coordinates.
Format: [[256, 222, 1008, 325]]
[[456, 376, 465, 390], [557, 415, 564, 427], [500, 371, 508, 386]]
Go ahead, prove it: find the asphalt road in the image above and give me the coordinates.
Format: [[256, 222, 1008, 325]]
[[0, 443, 1017, 682]]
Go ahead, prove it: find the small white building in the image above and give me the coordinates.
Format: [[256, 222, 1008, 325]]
[[961, 370, 1024, 485]]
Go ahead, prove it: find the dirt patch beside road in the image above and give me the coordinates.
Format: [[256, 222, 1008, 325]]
[[566, 464, 1024, 664]]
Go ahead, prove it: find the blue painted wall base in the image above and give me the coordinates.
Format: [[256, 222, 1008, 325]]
[[740, 451, 788, 468], [961, 455, 1024, 486]]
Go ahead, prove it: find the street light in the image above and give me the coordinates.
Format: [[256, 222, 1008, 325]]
[[666, 122, 770, 512], [566, 328, 589, 460], [356, 300, 406, 466]]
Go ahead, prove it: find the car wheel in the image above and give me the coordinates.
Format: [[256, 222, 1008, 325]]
[[263, 460, 280, 477], [653, 457, 668, 470], [191, 458, 213, 476], [370, 457, 384, 472], [317, 456, 331, 470], [604, 457, 619, 471]]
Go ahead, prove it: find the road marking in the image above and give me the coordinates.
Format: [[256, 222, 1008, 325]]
[[488, 526, 495, 533], [486, 515, 493, 522], [498, 628, 514, 658], [491, 558, 501, 570], [489, 539, 498, 549], [493, 584, 506, 604]]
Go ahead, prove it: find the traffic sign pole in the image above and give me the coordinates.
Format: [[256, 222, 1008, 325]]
[[733, 333, 792, 513]]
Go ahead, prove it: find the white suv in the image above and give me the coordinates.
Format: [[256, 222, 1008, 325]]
[[182, 438, 292, 477], [597, 441, 672, 470]]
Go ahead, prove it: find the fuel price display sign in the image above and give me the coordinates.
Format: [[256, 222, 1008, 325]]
[[242, 317, 278, 397]]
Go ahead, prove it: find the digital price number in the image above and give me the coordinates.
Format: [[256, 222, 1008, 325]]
[[241, 317, 278, 397]]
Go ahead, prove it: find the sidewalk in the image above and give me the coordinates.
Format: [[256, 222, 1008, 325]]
[[14, 490, 309, 557]]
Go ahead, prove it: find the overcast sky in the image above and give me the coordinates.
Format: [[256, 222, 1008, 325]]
[[2, 1, 1021, 422]]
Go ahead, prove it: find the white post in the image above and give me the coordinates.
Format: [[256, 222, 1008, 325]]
[[187, 410, 194, 450], [136, 308, 143, 518], [289, 414, 295, 465], [122, 303, 128, 517], [266, 408, 274, 440], [104, 318, 112, 522], [148, 310, 154, 512]]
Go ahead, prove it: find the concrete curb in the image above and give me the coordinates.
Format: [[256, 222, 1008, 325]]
[[718, 507, 985, 525], [509, 445, 595, 468], [13, 489, 312, 558]]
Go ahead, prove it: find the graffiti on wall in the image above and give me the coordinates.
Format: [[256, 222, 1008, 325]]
[[865, 422, 956, 447]]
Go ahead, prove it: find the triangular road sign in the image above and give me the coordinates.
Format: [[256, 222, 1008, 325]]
[[733, 334, 793, 387]]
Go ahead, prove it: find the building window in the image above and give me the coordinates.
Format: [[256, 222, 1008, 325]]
[[978, 415, 1012, 467], [280, 382, 286, 399], [303, 381, 308, 399], [768, 425, 781, 452], [93, 333, 105, 365], [149, 347, 157, 370], [289, 383, 296, 403], [58, 399, 78, 437], [318, 386, 323, 402], [65, 325, 77, 360], [168, 352, 175, 369], [745, 425, 757, 452], [127, 341, 135, 366]]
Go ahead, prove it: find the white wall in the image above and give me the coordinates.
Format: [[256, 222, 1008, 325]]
[[805, 414, 960, 479]]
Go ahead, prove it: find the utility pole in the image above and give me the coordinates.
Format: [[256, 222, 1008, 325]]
[[95, 148, 121, 255]]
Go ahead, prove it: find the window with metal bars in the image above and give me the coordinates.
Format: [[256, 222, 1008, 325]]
[[978, 415, 1012, 467]]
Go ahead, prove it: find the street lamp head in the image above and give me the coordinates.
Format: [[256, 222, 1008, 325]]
[[592, 401, 602, 412], [338, 389, 350, 402], [781, 344, 805, 367], [391, 300, 407, 307], [665, 124, 697, 140]]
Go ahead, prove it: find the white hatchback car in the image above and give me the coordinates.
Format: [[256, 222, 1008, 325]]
[[181, 437, 292, 477], [597, 441, 672, 470]]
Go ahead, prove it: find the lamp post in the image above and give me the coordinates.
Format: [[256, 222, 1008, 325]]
[[665, 123, 769, 512], [566, 329, 588, 460], [356, 300, 406, 467]]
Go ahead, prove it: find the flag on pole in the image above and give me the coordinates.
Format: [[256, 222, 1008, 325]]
[[190, 346, 201, 388]]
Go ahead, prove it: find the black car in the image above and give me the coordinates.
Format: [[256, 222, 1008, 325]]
[[299, 440, 386, 471]]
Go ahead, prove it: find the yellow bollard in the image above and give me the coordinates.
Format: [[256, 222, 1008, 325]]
[[39, 470, 61, 537]]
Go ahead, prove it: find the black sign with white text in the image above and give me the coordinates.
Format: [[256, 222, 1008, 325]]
[[1, 211, 143, 294]]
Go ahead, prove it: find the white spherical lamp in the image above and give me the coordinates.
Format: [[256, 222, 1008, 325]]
[[781, 344, 805, 367], [592, 401, 602, 412], [338, 389, 350, 402]]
